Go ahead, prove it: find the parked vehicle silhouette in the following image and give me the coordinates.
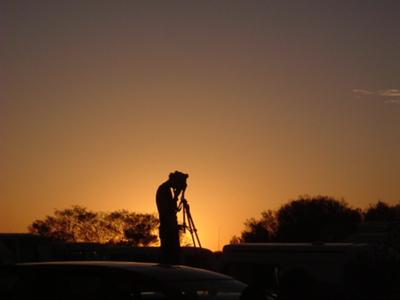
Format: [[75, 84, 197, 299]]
[[7, 261, 249, 299]]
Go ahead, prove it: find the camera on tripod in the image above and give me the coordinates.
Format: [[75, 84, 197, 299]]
[[177, 194, 202, 248]]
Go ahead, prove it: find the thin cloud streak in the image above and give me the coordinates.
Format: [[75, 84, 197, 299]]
[[378, 89, 400, 97], [353, 89, 373, 96], [353, 88, 400, 104]]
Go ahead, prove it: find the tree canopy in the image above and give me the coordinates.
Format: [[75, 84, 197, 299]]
[[230, 210, 277, 244], [364, 201, 400, 222], [232, 195, 367, 243], [276, 195, 361, 242], [28, 206, 159, 246]]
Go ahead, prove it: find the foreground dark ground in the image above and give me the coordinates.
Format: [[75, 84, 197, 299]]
[[2, 234, 400, 299]]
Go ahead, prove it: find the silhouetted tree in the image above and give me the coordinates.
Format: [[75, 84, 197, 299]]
[[362, 201, 400, 251], [276, 195, 362, 242], [230, 210, 277, 243], [232, 196, 361, 243], [364, 201, 400, 222], [29, 206, 159, 246], [106, 210, 159, 246], [229, 235, 242, 244]]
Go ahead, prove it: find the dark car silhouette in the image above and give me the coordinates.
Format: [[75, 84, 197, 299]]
[[6, 261, 248, 299]]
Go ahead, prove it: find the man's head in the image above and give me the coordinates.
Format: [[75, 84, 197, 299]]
[[169, 171, 188, 191]]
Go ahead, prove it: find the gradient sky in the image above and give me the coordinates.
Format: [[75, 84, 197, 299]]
[[1, 1, 399, 250]]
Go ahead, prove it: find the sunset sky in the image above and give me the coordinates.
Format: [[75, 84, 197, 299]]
[[1, 1, 399, 250]]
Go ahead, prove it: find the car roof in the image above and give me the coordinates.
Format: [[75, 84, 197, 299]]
[[17, 261, 233, 281]]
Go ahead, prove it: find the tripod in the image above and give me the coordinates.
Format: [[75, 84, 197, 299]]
[[178, 197, 202, 248]]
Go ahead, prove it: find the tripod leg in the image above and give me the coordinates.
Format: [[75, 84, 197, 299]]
[[190, 216, 202, 248], [189, 226, 197, 247], [186, 208, 202, 248], [185, 206, 196, 247], [182, 205, 187, 233]]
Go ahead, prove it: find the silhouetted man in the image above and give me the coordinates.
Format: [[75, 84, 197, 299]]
[[156, 171, 188, 264]]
